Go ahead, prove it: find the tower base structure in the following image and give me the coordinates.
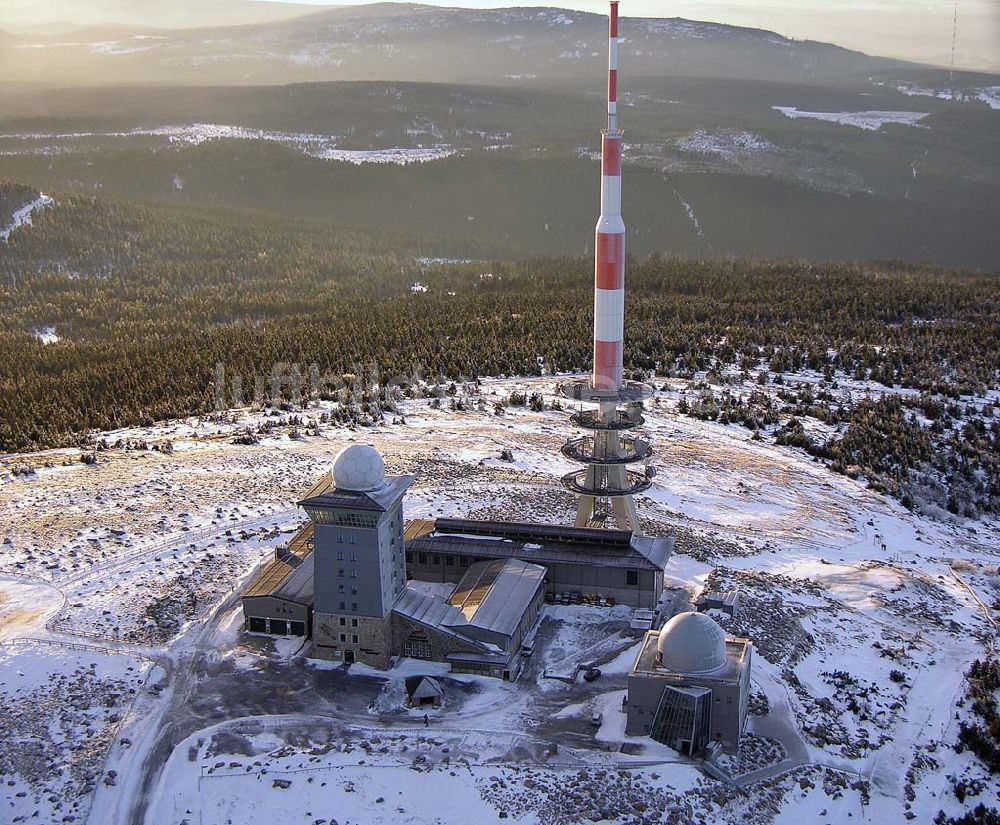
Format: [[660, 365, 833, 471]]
[[559, 379, 654, 533]]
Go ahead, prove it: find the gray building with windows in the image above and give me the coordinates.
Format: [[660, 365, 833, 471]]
[[403, 518, 672, 608], [301, 448, 414, 668], [241, 444, 677, 680], [625, 612, 752, 755]]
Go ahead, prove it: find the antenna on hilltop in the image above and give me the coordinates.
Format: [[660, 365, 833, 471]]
[[949, 0, 959, 83]]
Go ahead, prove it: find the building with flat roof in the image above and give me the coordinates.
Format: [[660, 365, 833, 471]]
[[403, 517, 672, 608], [625, 611, 752, 755]]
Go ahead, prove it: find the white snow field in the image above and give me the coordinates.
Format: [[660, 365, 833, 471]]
[[897, 84, 1000, 110], [772, 107, 930, 130], [0, 123, 469, 163], [1, 374, 997, 825]]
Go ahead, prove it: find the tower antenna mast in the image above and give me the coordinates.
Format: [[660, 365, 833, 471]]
[[559, 1, 654, 533]]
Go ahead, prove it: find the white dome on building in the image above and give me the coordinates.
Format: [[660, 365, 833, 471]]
[[333, 444, 386, 491], [656, 611, 728, 674]]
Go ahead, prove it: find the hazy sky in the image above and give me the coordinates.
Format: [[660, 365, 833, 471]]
[[278, 0, 1000, 70], [1, 0, 996, 70]]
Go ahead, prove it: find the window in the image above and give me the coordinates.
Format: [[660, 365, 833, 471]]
[[338, 568, 345, 578], [405, 552, 413, 563], [626, 570, 639, 586], [433, 554, 440, 565], [419, 553, 427, 564], [351, 586, 357, 595], [340, 633, 347, 643], [350, 551, 357, 561], [339, 601, 346, 611], [351, 569, 357, 578], [350, 535, 356, 545], [446, 555, 455, 566], [337, 550, 344, 560], [248, 617, 267, 633], [339, 617, 346, 626], [337, 533, 343, 543], [352, 603, 358, 612], [338, 584, 345, 593], [352, 635, 359, 644], [351, 618, 358, 627], [460, 556, 470, 568]]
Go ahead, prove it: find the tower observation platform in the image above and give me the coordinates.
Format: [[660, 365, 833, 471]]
[[559, 378, 655, 532]]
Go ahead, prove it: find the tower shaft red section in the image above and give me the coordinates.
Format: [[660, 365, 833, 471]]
[[592, 0, 625, 391]]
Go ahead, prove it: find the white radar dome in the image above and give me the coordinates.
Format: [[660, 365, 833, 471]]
[[333, 444, 386, 491], [656, 611, 727, 674]]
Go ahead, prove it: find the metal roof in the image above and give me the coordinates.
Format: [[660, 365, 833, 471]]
[[393, 558, 545, 643], [243, 522, 315, 603], [407, 518, 673, 572], [404, 519, 435, 542], [631, 631, 750, 683], [393, 588, 466, 633], [446, 558, 545, 637], [298, 472, 415, 513]]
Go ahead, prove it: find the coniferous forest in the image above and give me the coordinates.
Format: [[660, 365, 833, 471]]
[[1, 188, 997, 516]]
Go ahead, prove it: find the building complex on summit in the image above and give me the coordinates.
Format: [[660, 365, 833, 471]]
[[240, 1, 753, 755]]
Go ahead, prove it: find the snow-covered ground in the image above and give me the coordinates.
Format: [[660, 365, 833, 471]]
[[31, 325, 60, 344], [772, 107, 930, 130], [677, 129, 778, 160], [0, 124, 461, 163], [0, 640, 151, 824], [1, 374, 996, 824], [897, 84, 1000, 110]]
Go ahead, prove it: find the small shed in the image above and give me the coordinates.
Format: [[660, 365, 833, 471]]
[[405, 676, 444, 708]]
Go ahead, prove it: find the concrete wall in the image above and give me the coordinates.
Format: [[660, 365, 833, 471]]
[[390, 612, 485, 664], [625, 667, 749, 753]]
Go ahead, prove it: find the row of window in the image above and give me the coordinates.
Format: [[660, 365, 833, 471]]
[[340, 633, 360, 644], [246, 617, 306, 636], [406, 551, 472, 568], [403, 550, 640, 587], [305, 508, 381, 528], [338, 617, 359, 627]]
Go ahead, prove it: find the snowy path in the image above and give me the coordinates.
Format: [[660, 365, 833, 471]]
[[868, 640, 977, 800], [0, 193, 52, 242]]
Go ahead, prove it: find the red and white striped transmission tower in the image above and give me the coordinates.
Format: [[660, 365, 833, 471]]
[[560, 0, 655, 533]]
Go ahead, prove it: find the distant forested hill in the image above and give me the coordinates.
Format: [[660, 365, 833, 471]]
[[0, 4, 907, 87]]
